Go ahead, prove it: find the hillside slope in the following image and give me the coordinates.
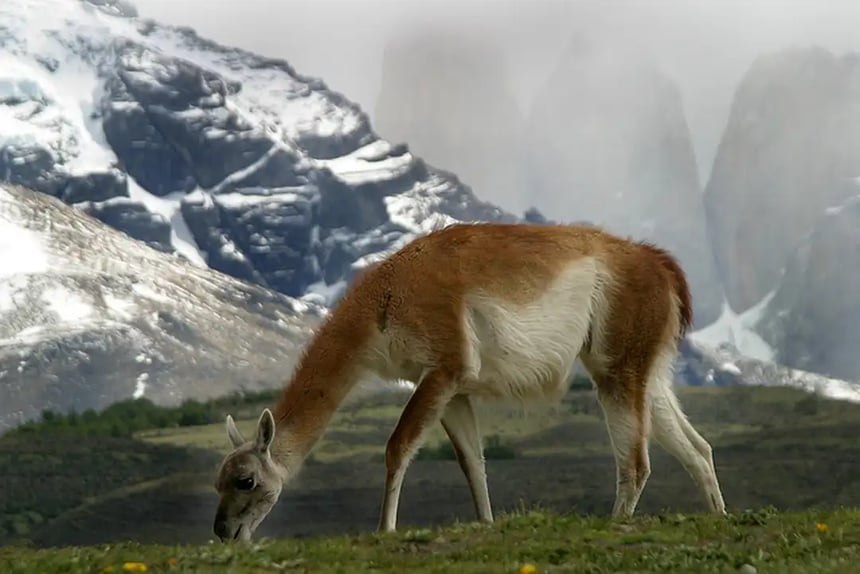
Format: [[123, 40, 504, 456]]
[[0, 183, 319, 432], [3, 384, 860, 549]]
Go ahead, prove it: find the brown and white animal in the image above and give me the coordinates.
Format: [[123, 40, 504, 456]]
[[212, 222, 726, 541]]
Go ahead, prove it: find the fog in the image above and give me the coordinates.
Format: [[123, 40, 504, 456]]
[[134, 0, 860, 187], [128, 0, 860, 366]]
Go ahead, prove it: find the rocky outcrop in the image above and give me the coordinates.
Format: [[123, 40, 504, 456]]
[[373, 27, 530, 216], [755, 187, 860, 380], [0, 0, 514, 308], [524, 36, 722, 327], [704, 46, 860, 312]]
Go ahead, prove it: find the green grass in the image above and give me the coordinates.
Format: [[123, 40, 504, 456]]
[[1, 508, 857, 573], [135, 388, 556, 463], [3, 384, 860, 555]]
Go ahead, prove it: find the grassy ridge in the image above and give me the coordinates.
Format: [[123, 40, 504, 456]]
[[1, 508, 857, 573], [1, 383, 860, 557]]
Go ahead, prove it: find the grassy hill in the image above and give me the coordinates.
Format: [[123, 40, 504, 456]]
[[1, 507, 858, 573], [0, 382, 859, 571]]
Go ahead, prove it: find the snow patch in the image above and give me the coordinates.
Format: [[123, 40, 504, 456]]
[[127, 178, 207, 267], [316, 140, 414, 185], [0, 197, 51, 279], [103, 293, 136, 320], [303, 280, 346, 307], [689, 290, 777, 362], [718, 362, 742, 376], [384, 181, 461, 235], [0, 49, 114, 175], [214, 189, 305, 209], [824, 193, 860, 217], [42, 287, 92, 323], [688, 338, 860, 404], [133, 372, 149, 399], [132, 282, 170, 304], [207, 144, 280, 194], [0, 280, 18, 313], [787, 368, 860, 403]]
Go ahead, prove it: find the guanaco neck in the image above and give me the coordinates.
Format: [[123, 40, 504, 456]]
[[269, 302, 373, 474]]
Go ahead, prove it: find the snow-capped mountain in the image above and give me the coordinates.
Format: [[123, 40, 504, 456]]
[[702, 46, 860, 382], [754, 184, 860, 381], [0, 0, 858, 429], [0, 0, 512, 309], [0, 182, 322, 433]]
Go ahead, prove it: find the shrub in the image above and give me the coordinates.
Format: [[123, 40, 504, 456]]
[[415, 435, 517, 461], [4, 389, 284, 440], [484, 435, 517, 460]]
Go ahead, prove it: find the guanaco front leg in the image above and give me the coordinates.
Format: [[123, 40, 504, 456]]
[[440, 393, 493, 524], [378, 368, 458, 533]]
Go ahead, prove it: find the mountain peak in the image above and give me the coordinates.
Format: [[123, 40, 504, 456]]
[[0, 0, 514, 309]]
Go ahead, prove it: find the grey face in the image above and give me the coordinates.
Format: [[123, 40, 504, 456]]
[[213, 409, 283, 542]]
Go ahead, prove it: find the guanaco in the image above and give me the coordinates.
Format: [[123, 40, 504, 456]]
[[212, 222, 726, 541]]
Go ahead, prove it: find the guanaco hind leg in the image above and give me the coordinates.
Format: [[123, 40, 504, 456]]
[[594, 382, 653, 517], [649, 376, 727, 514], [589, 363, 726, 517]]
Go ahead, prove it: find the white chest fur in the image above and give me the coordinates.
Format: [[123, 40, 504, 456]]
[[461, 258, 608, 400]]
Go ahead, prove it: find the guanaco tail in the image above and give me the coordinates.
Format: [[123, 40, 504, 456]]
[[213, 222, 727, 541]]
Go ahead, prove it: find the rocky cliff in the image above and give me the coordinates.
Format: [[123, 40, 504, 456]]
[[524, 37, 723, 327], [702, 46, 860, 380], [0, 0, 513, 310], [755, 186, 860, 381], [704, 46, 860, 312]]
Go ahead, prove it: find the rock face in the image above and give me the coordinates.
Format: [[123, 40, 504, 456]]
[[0, 183, 321, 433], [524, 37, 722, 327], [704, 47, 860, 312], [0, 0, 513, 309], [373, 28, 529, 216], [755, 189, 860, 380], [3, 0, 860, 413]]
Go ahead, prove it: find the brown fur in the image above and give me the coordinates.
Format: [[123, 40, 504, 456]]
[[212, 221, 724, 540], [637, 241, 694, 337], [271, 222, 690, 459]]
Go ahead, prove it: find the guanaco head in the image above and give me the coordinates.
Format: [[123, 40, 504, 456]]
[[213, 409, 283, 542]]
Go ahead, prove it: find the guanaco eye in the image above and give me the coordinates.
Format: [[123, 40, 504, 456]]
[[235, 476, 255, 491]]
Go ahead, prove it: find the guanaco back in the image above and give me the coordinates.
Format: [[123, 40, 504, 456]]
[[212, 222, 726, 541]]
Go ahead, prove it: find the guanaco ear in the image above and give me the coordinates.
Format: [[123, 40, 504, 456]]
[[225, 414, 245, 448], [255, 408, 276, 453]]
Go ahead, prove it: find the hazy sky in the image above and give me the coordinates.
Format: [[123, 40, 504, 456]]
[[133, 0, 860, 178]]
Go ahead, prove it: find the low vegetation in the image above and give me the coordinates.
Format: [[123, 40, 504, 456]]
[[416, 433, 518, 461], [0, 434, 217, 543], [1, 507, 858, 573], [1, 381, 859, 572], [5, 389, 281, 439]]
